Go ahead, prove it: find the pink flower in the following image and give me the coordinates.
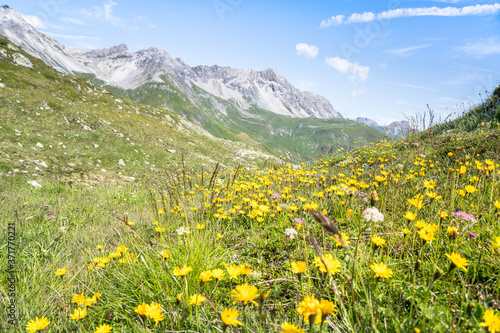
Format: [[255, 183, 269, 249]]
[[292, 218, 304, 224], [452, 211, 477, 222], [270, 193, 281, 199]]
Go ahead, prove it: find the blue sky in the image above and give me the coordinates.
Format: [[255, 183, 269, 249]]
[[7, 0, 500, 124]]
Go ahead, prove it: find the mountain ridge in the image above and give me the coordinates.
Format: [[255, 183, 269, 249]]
[[0, 5, 341, 119]]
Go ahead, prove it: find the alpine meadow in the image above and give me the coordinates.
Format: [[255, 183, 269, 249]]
[[1, 2, 500, 333]]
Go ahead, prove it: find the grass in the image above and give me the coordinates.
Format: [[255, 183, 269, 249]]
[[2, 108, 500, 332], [1, 32, 500, 333]]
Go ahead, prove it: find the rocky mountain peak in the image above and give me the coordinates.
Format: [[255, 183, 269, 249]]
[[82, 43, 131, 59]]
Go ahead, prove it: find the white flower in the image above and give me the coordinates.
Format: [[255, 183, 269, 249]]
[[176, 226, 191, 235], [284, 228, 298, 240], [362, 207, 384, 222]]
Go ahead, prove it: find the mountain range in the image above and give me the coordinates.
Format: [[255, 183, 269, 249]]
[[0, 5, 387, 158], [354, 117, 410, 138]]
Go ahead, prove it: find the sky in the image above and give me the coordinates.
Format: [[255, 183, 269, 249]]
[[6, 0, 500, 125]]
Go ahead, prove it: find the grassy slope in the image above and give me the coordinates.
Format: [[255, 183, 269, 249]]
[[81, 72, 387, 160], [1, 82, 500, 332], [0, 34, 276, 187]]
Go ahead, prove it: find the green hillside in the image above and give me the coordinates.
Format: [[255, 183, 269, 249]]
[[80, 72, 387, 160], [0, 34, 275, 186]]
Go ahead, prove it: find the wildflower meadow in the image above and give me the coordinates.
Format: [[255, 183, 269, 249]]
[[3, 119, 500, 333]]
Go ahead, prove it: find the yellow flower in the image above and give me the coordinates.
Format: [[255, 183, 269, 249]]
[[331, 232, 351, 247], [494, 201, 500, 209], [346, 209, 354, 216], [155, 226, 165, 233], [239, 264, 252, 275], [318, 299, 337, 321], [231, 284, 260, 306], [290, 261, 307, 274], [173, 266, 193, 276], [226, 264, 242, 280], [69, 307, 87, 321], [126, 221, 134, 226], [447, 226, 459, 237], [84, 296, 98, 307], [94, 324, 113, 333], [176, 294, 182, 301], [217, 233, 223, 240], [221, 308, 242, 327], [479, 309, 500, 333], [280, 322, 305, 333], [423, 179, 436, 189], [418, 225, 436, 243], [71, 292, 86, 306], [370, 262, 393, 278], [445, 252, 468, 272], [161, 251, 170, 259], [492, 237, 500, 252], [296, 295, 321, 323], [199, 271, 213, 283], [448, 152, 454, 157], [425, 191, 442, 200], [196, 224, 205, 230], [371, 235, 387, 247], [402, 228, 412, 235], [313, 254, 341, 275], [210, 268, 225, 280], [144, 302, 165, 326], [465, 185, 478, 194], [157, 208, 165, 215], [439, 211, 449, 219], [55, 268, 67, 276], [189, 294, 206, 306], [404, 211, 417, 221], [26, 316, 50, 333], [303, 201, 319, 211]]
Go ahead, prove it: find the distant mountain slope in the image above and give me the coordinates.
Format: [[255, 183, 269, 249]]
[[355, 117, 410, 138], [0, 33, 275, 184], [0, 5, 387, 158]]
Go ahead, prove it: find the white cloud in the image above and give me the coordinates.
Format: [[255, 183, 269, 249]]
[[348, 12, 376, 23], [384, 43, 432, 57], [22, 14, 47, 29], [460, 37, 500, 57], [82, 1, 154, 30], [326, 56, 369, 82], [83, 0, 121, 26], [60, 17, 86, 25], [351, 89, 366, 98], [296, 43, 319, 58], [43, 32, 104, 41], [320, 15, 344, 28], [321, 3, 500, 27]]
